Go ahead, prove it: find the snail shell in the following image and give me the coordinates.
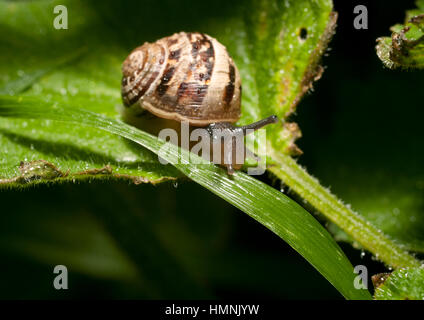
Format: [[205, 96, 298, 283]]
[[121, 32, 241, 126]]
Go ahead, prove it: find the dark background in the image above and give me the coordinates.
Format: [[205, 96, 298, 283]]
[[0, 0, 421, 299]]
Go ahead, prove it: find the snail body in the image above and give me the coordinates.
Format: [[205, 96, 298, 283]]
[[121, 32, 277, 174]]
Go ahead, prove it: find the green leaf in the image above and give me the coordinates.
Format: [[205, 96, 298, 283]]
[[255, 0, 422, 268], [245, 1, 423, 269], [374, 268, 424, 300], [0, 95, 371, 300], [0, 0, 336, 186], [376, 0, 424, 69], [223, 0, 337, 155], [0, 0, 185, 184]]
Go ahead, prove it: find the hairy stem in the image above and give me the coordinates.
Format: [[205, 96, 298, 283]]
[[268, 149, 422, 269]]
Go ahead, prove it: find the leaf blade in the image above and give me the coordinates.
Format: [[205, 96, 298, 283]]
[[0, 95, 371, 300]]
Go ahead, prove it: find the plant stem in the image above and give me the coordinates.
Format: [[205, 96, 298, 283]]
[[268, 149, 422, 269]]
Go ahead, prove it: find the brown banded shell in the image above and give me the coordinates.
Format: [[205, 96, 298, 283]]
[[121, 32, 242, 126]]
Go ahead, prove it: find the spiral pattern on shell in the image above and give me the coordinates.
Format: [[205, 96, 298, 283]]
[[121, 32, 242, 126]]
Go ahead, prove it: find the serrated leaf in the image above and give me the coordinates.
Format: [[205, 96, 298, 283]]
[[374, 268, 424, 300], [376, 0, 424, 69], [226, 0, 337, 155], [0, 0, 184, 185]]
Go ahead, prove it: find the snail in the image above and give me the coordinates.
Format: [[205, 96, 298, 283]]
[[121, 32, 278, 174]]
